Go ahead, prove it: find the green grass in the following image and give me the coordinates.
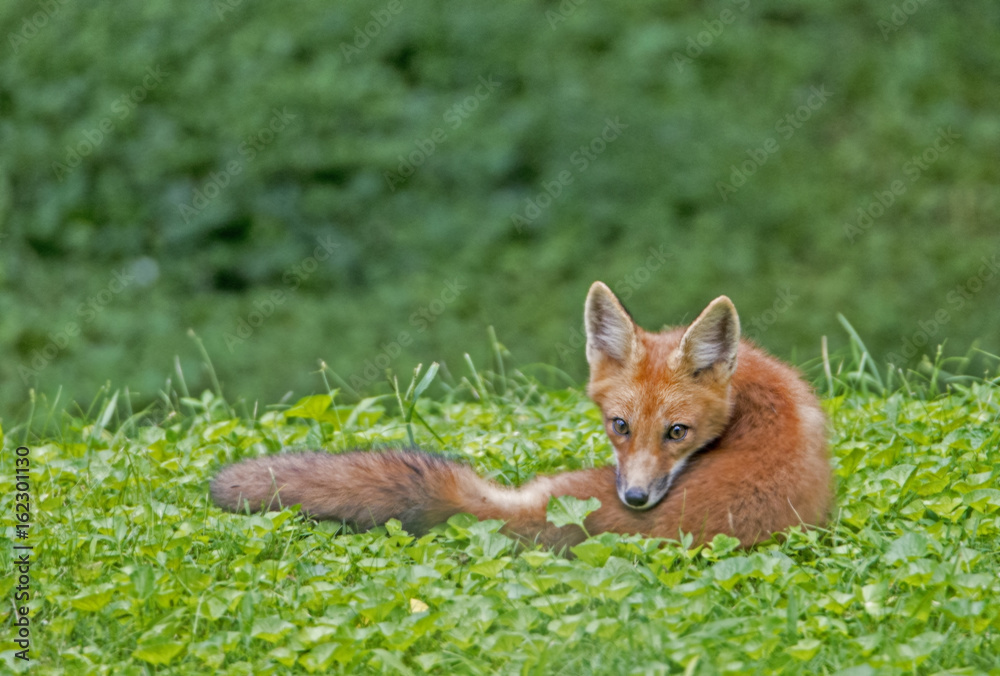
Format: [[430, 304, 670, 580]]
[[2, 349, 1000, 674]]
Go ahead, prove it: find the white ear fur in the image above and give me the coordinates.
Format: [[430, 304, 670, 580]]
[[584, 282, 637, 366], [677, 296, 740, 377]]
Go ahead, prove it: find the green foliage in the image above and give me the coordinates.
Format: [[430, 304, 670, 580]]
[[3, 361, 1000, 673], [547, 495, 601, 532], [2, 0, 1000, 414]]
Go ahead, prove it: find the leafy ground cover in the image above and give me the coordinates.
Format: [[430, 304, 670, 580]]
[[2, 354, 999, 674]]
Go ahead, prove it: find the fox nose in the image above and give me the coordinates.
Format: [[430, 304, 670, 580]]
[[623, 487, 649, 507]]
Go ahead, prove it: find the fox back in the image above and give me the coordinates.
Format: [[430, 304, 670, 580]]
[[212, 282, 832, 549]]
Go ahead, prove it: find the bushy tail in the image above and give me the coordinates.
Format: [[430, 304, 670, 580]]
[[211, 449, 613, 548]]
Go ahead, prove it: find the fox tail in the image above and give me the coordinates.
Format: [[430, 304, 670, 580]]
[[210, 449, 600, 549]]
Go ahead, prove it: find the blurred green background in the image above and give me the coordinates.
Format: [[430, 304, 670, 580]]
[[2, 0, 999, 415]]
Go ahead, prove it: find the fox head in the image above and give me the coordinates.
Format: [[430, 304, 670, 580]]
[[584, 281, 740, 511]]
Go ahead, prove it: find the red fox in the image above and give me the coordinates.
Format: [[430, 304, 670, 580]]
[[212, 282, 832, 549]]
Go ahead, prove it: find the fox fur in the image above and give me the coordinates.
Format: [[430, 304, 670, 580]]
[[211, 282, 832, 549]]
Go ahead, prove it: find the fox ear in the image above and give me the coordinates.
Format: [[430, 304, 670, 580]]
[[585, 281, 638, 366], [677, 296, 740, 378]]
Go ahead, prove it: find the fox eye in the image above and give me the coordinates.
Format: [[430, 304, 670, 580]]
[[611, 418, 630, 436], [666, 424, 688, 441]]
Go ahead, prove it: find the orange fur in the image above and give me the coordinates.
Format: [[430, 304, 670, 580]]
[[211, 282, 832, 549]]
